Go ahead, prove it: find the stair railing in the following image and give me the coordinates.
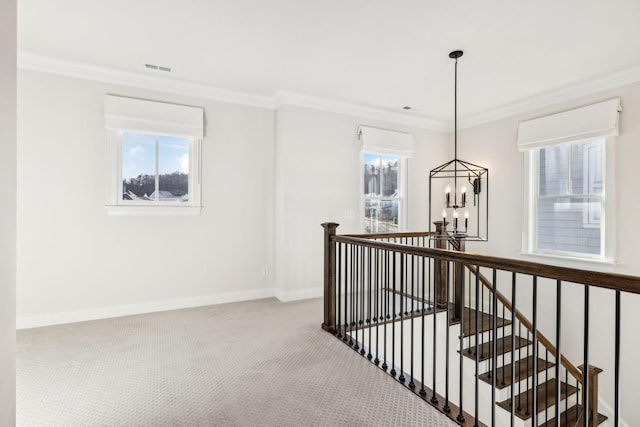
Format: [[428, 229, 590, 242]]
[[322, 223, 640, 427]]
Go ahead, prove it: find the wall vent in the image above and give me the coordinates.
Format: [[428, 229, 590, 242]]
[[144, 63, 172, 72]]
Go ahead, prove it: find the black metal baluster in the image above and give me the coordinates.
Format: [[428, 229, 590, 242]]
[[532, 276, 538, 426], [390, 252, 397, 378], [382, 251, 388, 371], [420, 256, 427, 397], [583, 285, 590, 426], [525, 328, 530, 417], [457, 258, 465, 423], [343, 244, 349, 343], [359, 246, 365, 355], [409, 255, 415, 389], [545, 349, 549, 424], [354, 246, 360, 352], [615, 290, 621, 427], [349, 245, 354, 346], [511, 272, 517, 427], [399, 254, 405, 382], [517, 321, 522, 412], [502, 302, 506, 386], [565, 370, 569, 427], [431, 253, 439, 405], [374, 248, 380, 365], [482, 278, 486, 362], [492, 269, 497, 427], [468, 268, 473, 355], [475, 266, 480, 426], [367, 247, 372, 360], [444, 261, 451, 413], [337, 243, 342, 339], [555, 279, 561, 427]]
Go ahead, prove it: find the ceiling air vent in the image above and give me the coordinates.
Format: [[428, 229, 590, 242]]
[[144, 63, 173, 73]]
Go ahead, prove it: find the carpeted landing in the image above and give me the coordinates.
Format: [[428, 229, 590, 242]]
[[17, 297, 456, 427]]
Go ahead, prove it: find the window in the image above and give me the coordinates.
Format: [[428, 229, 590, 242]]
[[105, 95, 204, 215], [121, 132, 191, 204], [358, 126, 413, 233], [535, 139, 604, 256], [363, 153, 405, 232], [519, 98, 620, 264]]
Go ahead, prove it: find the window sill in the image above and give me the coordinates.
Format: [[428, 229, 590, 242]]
[[106, 205, 202, 216], [519, 251, 616, 273]]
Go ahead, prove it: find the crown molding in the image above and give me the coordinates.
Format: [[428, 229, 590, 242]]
[[18, 52, 276, 110], [18, 52, 640, 133], [272, 91, 450, 132], [459, 64, 640, 129], [17, 51, 449, 131]]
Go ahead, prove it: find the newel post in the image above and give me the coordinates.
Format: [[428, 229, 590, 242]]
[[321, 222, 339, 333], [579, 364, 602, 426]]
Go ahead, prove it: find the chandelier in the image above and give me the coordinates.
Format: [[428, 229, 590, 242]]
[[429, 50, 488, 241]]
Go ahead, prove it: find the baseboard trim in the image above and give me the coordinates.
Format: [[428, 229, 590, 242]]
[[274, 286, 323, 302], [17, 287, 275, 330], [598, 397, 630, 427]]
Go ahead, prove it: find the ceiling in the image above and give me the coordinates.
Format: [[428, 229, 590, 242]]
[[17, 0, 640, 127]]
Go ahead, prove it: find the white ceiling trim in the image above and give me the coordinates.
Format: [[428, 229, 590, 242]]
[[459, 64, 640, 129], [18, 52, 640, 133], [18, 52, 448, 131], [18, 52, 275, 110], [273, 91, 449, 132]]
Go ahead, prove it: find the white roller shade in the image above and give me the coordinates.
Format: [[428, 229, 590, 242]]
[[105, 95, 204, 138], [358, 126, 414, 157], [517, 98, 621, 151]]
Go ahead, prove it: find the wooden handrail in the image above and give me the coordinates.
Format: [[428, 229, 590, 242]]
[[466, 264, 584, 384], [446, 235, 584, 382], [331, 235, 640, 295], [342, 231, 436, 240]]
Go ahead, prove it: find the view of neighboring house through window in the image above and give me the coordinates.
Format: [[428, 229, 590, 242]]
[[519, 98, 618, 263], [363, 152, 403, 233], [536, 138, 604, 256], [121, 131, 190, 203]]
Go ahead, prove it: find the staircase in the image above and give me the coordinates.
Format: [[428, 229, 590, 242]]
[[455, 303, 607, 426], [320, 225, 636, 427]]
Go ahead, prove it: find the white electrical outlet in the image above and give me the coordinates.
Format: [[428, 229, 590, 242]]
[[344, 210, 355, 219], [261, 266, 269, 276]]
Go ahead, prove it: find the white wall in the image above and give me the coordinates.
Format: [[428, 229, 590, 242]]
[[17, 70, 276, 327], [457, 81, 640, 426], [0, 0, 16, 424], [274, 105, 448, 300]]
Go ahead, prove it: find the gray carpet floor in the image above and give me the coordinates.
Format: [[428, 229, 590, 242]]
[[17, 297, 456, 427]]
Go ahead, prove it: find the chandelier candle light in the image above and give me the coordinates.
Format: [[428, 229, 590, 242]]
[[429, 50, 488, 241]]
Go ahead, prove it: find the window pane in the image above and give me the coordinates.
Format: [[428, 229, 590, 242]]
[[122, 132, 156, 202], [364, 153, 381, 196], [363, 154, 400, 197], [158, 136, 189, 203], [364, 199, 399, 233], [539, 145, 568, 196], [571, 141, 604, 195], [537, 197, 601, 255], [381, 156, 399, 197]]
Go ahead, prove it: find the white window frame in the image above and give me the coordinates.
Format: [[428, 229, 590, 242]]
[[522, 138, 615, 269], [360, 152, 408, 233], [106, 131, 202, 215], [519, 99, 619, 269], [104, 95, 203, 216]]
